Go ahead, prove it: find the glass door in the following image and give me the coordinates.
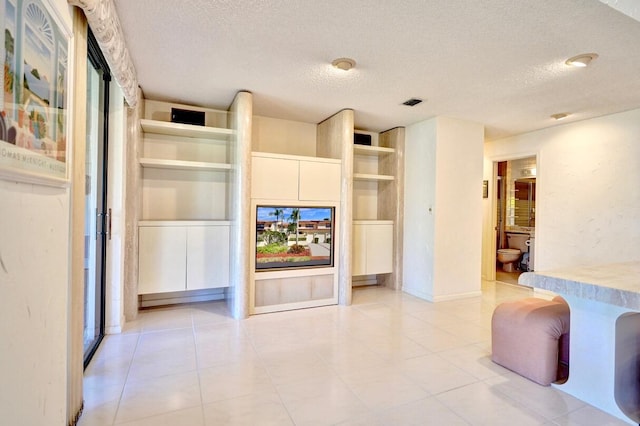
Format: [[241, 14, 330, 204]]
[[83, 31, 111, 366]]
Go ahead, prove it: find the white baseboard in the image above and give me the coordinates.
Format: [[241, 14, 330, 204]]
[[432, 290, 482, 302], [139, 288, 227, 308]]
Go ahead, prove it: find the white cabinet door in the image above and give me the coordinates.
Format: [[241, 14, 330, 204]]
[[186, 226, 230, 290], [251, 156, 299, 200], [366, 223, 393, 275], [352, 224, 367, 276], [352, 222, 393, 276], [138, 226, 186, 294], [299, 161, 341, 201]]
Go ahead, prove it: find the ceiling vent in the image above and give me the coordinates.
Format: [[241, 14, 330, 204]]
[[402, 98, 423, 106]]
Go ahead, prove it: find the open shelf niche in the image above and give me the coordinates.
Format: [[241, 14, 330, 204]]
[[133, 95, 253, 318], [352, 127, 405, 290]]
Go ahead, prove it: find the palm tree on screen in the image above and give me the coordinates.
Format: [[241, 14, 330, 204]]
[[289, 208, 300, 244], [269, 208, 284, 231]]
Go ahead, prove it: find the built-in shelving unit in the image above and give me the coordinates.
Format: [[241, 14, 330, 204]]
[[351, 128, 404, 289], [249, 151, 342, 315], [137, 101, 233, 303]]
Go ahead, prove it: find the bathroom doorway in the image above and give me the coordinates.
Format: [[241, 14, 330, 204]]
[[494, 156, 537, 285]]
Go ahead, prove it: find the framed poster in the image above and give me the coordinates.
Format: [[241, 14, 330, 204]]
[[0, 0, 71, 186]]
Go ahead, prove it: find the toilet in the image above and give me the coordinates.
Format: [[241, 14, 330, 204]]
[[497, 232, 531, 272], [497, 248, 521, 272]]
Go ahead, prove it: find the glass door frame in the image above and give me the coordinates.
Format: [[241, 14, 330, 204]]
[[83, 29, 111, 367]]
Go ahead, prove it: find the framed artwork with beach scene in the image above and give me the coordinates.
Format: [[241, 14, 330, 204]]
[[0, 0, 70, 185]]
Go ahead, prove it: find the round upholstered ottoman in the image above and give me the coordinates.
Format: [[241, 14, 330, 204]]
[[491, 297, 570, 385]]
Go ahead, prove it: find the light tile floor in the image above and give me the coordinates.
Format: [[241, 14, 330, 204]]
[[495, 270, 522, 285], [79, 281, 629, 426]]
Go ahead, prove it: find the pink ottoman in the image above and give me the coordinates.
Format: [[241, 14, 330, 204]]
[[491, 297, 570, 385]]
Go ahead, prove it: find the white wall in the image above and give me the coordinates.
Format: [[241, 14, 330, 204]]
[[0, 2, 73, 424], [484, 108, 640, 272], [404, 116, 484, 301], [252, 115, 316, 156], [4, 199, 70, 417], [0, 182, 70, 425], [434, 117, 484, 299], [403, 119, 437, 299]]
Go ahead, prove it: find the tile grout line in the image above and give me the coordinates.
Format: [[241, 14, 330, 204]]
[[110, 330, 143, 426], [191, 308, 208, 425], [240, 317, 299, 426]]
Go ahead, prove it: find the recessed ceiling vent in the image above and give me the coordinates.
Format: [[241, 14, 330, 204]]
[[402, 98, 423, 106]]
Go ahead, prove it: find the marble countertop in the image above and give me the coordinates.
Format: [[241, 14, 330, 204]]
[[519, 261, 640, 310]]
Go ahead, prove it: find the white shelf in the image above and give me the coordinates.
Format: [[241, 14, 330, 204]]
[[140, 119, 233, 139], [140, 158, 232, 171], [353, 219, 394, 225], [353, 145, 395, 155], [353, 173, 395, 181], [138, 220, 231, 227]]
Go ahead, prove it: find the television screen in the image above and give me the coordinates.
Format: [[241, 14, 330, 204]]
[[256, 205, 334, 270]]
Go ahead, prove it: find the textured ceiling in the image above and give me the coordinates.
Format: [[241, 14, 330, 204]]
[[113, 0, 640, 140]]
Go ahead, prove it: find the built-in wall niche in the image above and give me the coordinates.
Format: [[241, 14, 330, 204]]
[[351, 127, 404, 291], [250, 200, 341, 314], [249, 151, 342, 314], [145, 100, 228, 128], [140, 101, 233, 221], [352, 130, 395, 220], [252, 115, 317, 157], [141, 168, 229, 220], [137, 100, 234, 300]]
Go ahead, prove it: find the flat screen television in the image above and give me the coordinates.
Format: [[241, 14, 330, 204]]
[[256, 205, 334, 270]]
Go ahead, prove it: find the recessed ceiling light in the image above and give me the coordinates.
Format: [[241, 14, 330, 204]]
[[331, 57, 356, 71], [565, 53, 598, 68], [551, 113, 569, 121], [402, 98, 423, 106]]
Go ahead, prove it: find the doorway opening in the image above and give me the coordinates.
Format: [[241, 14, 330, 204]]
[[494, 156, 536, 285]]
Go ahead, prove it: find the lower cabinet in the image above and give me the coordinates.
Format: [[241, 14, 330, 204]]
[[186, 226, 229, 290], [138, 223, 230, 295], [352, 221, 394, 276]]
